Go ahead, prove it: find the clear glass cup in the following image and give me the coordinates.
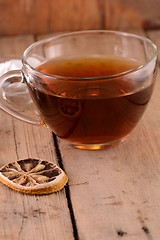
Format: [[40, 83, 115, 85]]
[[0, 30, 158, 150]]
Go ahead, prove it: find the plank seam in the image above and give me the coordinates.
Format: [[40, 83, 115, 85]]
[[52, 133, 80, 240]]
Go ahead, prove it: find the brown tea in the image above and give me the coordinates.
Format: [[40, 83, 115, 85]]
[[28, 57, 153, 146]]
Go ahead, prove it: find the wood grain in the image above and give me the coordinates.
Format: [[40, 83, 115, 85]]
[[0, 0, 101, 36], [103, 0, 143, 30], [56, 31, 160, 239], [118, 0, 160, 30], [0, 30, 160, 240], [0, 0, 160, 36], [49, 0, 101, 32], [0, 36, 74, 240], [0, 0, 50, 36], [0, 35, 34, 58]]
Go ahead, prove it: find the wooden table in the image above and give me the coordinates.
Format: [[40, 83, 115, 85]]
[[0, 30, 160, 240]]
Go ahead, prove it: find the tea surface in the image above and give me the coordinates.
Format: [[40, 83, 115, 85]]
[[37, 56, 140, 78]]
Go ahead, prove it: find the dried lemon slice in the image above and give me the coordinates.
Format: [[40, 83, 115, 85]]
[[0, 158, 68, 194]]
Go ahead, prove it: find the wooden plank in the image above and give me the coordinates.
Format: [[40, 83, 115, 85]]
[[49, 0, 101, 32], [0, 35, 34, 59], [57, 31, 160, 239], [103, 0, 142, 30], [0, 35, 74, 240], [37, 33, 60, 41], [0, 0, 50, 36], [115, 0, 160, 30], [1, 0, 160, 36], [0, 0, 101, 36]]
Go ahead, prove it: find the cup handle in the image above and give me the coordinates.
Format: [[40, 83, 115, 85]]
[[0, 70, 45, 126]]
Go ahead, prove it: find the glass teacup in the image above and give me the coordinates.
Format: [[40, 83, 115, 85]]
[[0, 30, 158, 150]]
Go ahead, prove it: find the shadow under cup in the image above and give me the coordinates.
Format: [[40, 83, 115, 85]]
[[1, 31, 158, 150]]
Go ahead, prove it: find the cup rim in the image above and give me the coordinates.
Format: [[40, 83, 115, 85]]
[[22, 30, 158, 81]]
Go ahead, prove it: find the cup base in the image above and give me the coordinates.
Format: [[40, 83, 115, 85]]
[[69, 138, 126, 150]]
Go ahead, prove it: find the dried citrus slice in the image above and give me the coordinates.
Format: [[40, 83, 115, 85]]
[[0, 158, 68, 194]]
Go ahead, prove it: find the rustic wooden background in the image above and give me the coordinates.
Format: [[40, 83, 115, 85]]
[[0, 0, 160, 36], [0, 1, 160, 240]]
